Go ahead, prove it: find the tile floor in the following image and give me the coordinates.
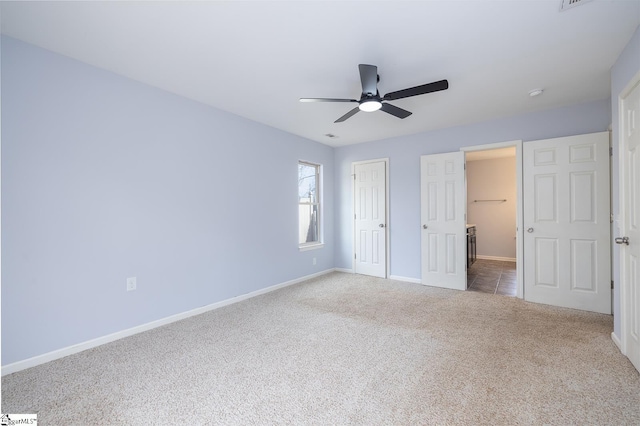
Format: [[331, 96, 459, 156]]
[[467, 259, 517, 296]]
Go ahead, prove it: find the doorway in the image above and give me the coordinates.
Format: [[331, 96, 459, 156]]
[[465, 147, 518, 296], [461, 141, 524, 298]]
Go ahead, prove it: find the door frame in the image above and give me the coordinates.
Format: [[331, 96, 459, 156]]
[[351, 158, 390, 278], [617, 69, 640, 358], [460, 140, 524, 298]]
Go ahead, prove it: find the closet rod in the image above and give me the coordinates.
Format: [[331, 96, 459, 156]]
[[473, 199, 507, 202]]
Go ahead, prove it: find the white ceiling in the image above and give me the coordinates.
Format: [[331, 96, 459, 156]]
[[1, 1, 639, 147]]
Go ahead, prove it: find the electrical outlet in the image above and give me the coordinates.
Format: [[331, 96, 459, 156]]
[[313, 257, 317, 265], [127, 277, 137, 292]]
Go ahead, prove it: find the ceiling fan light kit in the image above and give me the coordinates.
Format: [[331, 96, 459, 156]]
[[300, 64, 449, 123], [359, 100, 382, 112]]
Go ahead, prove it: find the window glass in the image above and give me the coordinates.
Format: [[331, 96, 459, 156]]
[[298, 162, 321, 246]]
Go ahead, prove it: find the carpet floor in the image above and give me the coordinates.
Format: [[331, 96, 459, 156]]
[[2, 272, 639, 425]]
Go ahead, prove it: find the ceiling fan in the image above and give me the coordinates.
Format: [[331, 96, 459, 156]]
[[300, 64, 448, 123]]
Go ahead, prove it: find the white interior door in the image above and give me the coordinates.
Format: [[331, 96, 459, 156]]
[[523, 132, 611, 314], [354, 160, 387, 278], [420, 152, 466, 290], [620, 79, 640, 372]]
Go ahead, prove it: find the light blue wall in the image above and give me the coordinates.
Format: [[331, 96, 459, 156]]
[[334, 99, 611, 279], [3, 28, 636, 366], [611, 25, 640, 338], [1, 36, 334, 365]]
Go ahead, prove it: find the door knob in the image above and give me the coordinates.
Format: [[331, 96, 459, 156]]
[[379, 224, 385, 228], [527, 228, 534, 233], [615, 236, 630, 245], [423, 224, 428, 229]]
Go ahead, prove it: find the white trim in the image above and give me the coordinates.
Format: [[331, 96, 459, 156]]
[[461, 140, 524, 299], [612, 332, 623, 353], [389, 275, 422, 284], [515, 141, 524, 299], [476, 255, 517, 262], [334, 268, 353, 273], [460, 140, 521, 152], [351, 158, 390, 277], [299, 243, 324, 252], [1, 268, 336, 376]]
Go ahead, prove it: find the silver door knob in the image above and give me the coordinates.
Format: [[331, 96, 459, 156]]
[[379, 224, 385, 228], [527, 228, 534, 233], [615, 236, 630, 245], [423, 224, 428, 229]]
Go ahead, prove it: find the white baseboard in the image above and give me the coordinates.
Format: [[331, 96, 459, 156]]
[[1, 268, 335, 376], [476, 255, 517, 262], [389, 275, 421, 284], [334, 268, 353, 273], [611, 332, 623, 353]]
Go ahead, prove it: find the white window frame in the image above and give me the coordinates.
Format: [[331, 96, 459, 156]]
[[298, 160, 324, 251]]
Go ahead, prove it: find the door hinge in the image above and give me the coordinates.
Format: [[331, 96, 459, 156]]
[[611, 213, 614, 223], [354, 253, 357, 260], [611, 280, 614, 289], [610, 147, 613, 156], [354, 214, 356, 220], [353, 174, 356, 181]]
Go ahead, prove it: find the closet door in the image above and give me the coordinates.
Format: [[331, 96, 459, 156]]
[[354, 160, 387, 278]]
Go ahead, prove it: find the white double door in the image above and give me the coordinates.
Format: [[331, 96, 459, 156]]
[[419, 133, 612, 316]]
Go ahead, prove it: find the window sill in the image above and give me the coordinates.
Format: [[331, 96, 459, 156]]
[[299, 243, 324, 252]]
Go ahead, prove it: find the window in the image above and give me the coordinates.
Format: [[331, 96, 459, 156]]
[[298, 161, 322, 248]]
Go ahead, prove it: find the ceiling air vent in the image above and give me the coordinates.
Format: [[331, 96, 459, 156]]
[[560, 0, 593, 11]]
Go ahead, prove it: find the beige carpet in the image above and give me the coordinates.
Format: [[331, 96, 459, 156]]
[[2, 272, 639, 424]]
